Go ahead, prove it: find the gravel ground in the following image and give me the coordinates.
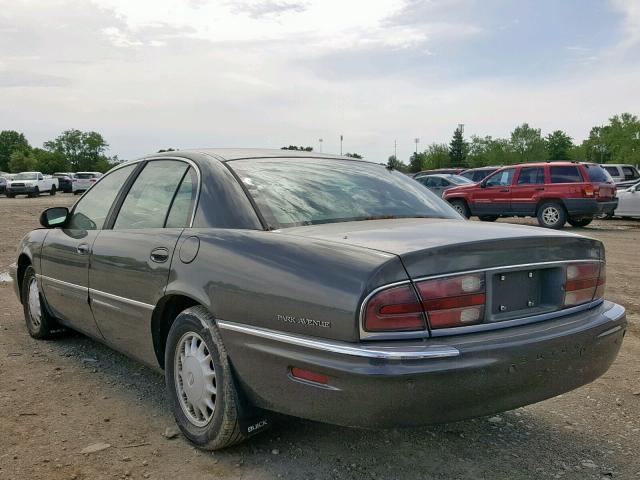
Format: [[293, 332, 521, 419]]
[[0, 194, 638, 480]]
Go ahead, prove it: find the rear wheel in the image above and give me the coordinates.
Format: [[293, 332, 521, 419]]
[[567, 217, 593, 228], [21, 266, 58, 339], [537, 201, 567, 229], [479, 215, 498, 222], [6, 192, 14, 198], [165, 306, 250, 450], [450, 199, 470, 218]]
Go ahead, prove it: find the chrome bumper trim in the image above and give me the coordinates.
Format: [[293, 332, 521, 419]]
[[216, 320, 460, 360]]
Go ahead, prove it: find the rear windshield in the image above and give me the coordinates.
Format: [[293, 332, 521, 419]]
[[446, 175, 473, 185], [583, 164, 613, 183], [229, 158, 459, 228], [76, 173, 97, 179]]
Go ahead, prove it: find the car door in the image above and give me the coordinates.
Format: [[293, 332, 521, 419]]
[[510, 166, 545, 215], [88, 159, 199, 365], [39, 163, 139, 338], [470, 168, 515, 215], [617, 183, 640, 216]]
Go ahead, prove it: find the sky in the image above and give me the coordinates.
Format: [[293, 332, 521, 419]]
[[0, 0, 639, 162]]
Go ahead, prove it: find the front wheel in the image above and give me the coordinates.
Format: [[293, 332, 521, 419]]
[[537, 201, 567, 229], [479, 215, 498, 222], [28, 187, 39, 198], [21, 266, 58, 339], [449, 199, 470, 218], [49, 185, 56, 196], [567, 217, 593, 228], [165, 306, 251, 450]]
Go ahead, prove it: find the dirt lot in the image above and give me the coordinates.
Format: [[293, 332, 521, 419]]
[[0, 194, 638, 480]]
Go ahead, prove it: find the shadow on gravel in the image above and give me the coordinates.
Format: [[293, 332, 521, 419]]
[[42, 330, 625, 480]]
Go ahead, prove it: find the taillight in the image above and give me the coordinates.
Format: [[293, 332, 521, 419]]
[[90, 178, 97, 183], [416, 273, 486, 329], [363, 284, 425, 332], [564, 261, 605, 307], [584, 184, 595, 197]]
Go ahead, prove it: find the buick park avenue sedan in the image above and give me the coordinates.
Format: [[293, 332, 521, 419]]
[[10, 149, 626, 450]]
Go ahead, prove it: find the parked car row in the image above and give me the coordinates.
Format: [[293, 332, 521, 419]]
[[1, 171, 103, 197]]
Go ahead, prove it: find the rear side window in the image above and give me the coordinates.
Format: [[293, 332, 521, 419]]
[[517, 167, 545, 185], [603, 166, 619, 176], [622, 166, 639, 180], [114, 160, 189, 230], [165, 168, 198, 228], [460, 171, 473, 180], [584, 164, 613, 183], [550, 166, 583, 183]]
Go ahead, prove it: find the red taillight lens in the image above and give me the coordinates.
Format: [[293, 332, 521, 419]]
[[584, 184, 595, 197], [363, 284, 425, 332], [564, 261, 605, 307], [416, 273, 486, 329], [90, 178, 97, 183]]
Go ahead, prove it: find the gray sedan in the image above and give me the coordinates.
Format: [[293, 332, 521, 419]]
[[10, 149, 626, 450], [415, 173, 473, 197]]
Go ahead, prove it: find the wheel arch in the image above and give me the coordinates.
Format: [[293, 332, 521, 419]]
[[151, 293, 204, 369], [16, 253, 32, 301], [535, 198, 566, 215]]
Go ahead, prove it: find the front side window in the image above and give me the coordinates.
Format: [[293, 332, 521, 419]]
[[517, 167, 545, 185], [622, 166, 639, 180], [113, 160, 189, 230], [603, 166, 618, 176], [229, 158, 458, 228], [68, 164, 137, 230], [550, 166, 583, 183], [485, 168, 515, 187]]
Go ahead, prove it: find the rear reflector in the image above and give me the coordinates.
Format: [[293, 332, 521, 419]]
[[363, 284, 425, 332], [564, 261, 605, 307], [416, 273, 486, 330], [290, 367, 328, 385]]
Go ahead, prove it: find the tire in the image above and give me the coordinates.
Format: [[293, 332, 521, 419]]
[[567, 217, 593, 228], [21, 266, 58, 339], [537, 201, 567, 229], [50, 185, 56, 196], [28, 187, 39, 198], [165, 306, 251, 450], [602, 212, 614, 220], [450, 199, 470, 218], [6, 192, 14, 198], [479, 215, 498, 222]]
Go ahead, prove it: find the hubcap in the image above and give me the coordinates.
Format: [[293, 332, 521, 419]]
[[27, 277, 42, 328], [453, 204, 464, 215], [542, 206, 560, 225], [174, 332, 217, 427]]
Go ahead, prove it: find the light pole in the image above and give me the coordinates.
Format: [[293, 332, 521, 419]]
[[340, 135, 343, 155], [394, 140, 397, 160], [458, 123, 465, 134], [414, 138, 420, 156], [318, 138, 323, 153]]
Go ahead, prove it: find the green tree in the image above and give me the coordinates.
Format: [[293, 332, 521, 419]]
[[423, 143, 450, 169], [449, 127, 468, 167], [386, 155, 408, 172], [408, 152, 426, 173], [0, 130, 31, 172], [580, 113, 640, 164], [281, 145, 313, 151], [344, 152, 363, 159], [8, 151, 38, 172], [44, 129, 109, 171], [545, 130, 573, 160], [32, 148, 71, 174], [510, 123, 547, 163]]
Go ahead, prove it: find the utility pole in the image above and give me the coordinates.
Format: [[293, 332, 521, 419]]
[[394, 140, 397, 159], [318, 138, 323, 153], [414, 138, 420, 156], [340, 135, 343, 155]]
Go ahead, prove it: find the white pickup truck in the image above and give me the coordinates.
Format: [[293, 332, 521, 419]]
[[6, 172, 59, 198]]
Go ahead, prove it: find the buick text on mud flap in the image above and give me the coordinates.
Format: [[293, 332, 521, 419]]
[[276, 314, 331, 329]]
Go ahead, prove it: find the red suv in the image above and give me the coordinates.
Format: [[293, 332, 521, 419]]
[[442, 162, 617, 229]]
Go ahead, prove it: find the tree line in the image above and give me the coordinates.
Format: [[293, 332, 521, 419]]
[[0, 129, 118, 174], [389, 112, 640, 173]]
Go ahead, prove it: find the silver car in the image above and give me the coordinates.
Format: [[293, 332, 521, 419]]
[[415, 173, 473, 197]]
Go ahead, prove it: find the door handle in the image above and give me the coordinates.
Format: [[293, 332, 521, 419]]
[[150, 247, 169, 263], [76, 244, 89, 255], [499, 189, 510, 192], [535, 187, 545, 191]]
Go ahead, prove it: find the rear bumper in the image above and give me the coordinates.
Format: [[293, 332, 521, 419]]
[[563, 198, 618, 216], [219, 301, 626, 428]]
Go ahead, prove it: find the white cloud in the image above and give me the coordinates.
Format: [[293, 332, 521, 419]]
[[610, 0, 640, 49]]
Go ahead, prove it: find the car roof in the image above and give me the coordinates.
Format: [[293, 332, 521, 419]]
[[146, 148, 377, 164]]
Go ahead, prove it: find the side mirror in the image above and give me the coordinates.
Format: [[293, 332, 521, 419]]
[[40, 207, 69, 228], [480, 180, 487, 188]]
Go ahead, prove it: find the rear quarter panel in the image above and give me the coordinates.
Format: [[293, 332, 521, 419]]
[[166, 229, 407, 342]]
